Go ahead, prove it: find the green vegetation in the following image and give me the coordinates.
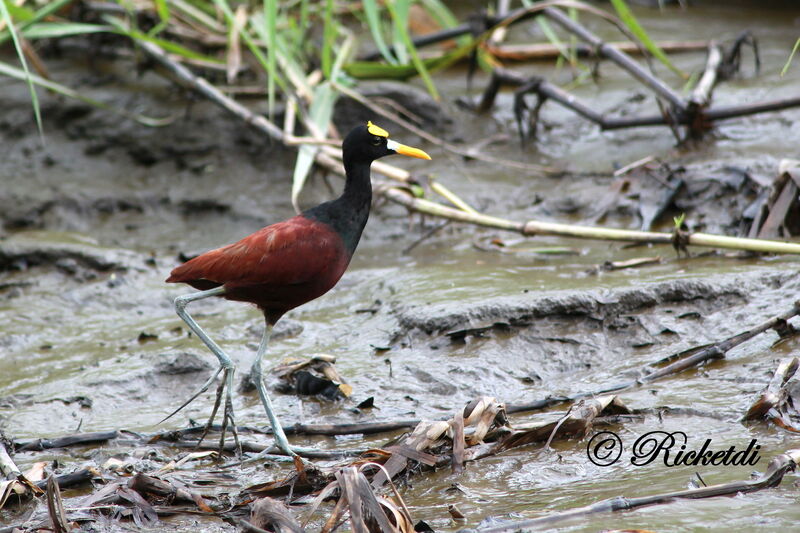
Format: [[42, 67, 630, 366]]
[[0, 0, 717, 198]]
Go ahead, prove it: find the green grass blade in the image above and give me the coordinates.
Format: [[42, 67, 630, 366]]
[[0, 59, 172, 127], [148, 0, 171, 36], [107, 16, 222, 63], [609, 0, 686, 79], [390, 0, 409, 65], [291, 82, 339, 211], [2, 2, 33, 22], [264, 0, 277, 117], [536, 17, 573, 67], [0, 0, 72, 45], [345, 39, 474, 79], [170, 0, 226, 33], [363, 0, 396, 64], [154, 0, 170, 23], [22, 23, 111, 40], [321, 0, 335, 78], [781, 37, 800, 76], [0, 0, 42, 138], [387, 0, 439, 99]]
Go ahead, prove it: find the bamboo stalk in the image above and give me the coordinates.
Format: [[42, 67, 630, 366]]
[[430, 180, 479, 214], [381, 186, 800, 255]]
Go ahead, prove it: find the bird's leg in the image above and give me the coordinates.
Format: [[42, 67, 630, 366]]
[[251, 323, 299, 457], [171, 286, 240, 452]]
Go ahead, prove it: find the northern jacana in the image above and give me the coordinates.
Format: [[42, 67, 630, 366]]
[[166, 122, 431, 456]]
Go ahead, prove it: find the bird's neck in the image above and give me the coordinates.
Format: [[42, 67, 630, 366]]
[[304, 158, 373, 256], [342, 157, 373, 209]]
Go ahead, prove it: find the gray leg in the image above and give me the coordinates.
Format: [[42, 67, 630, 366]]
[[250, 324, 296, 456], [250, 324, 318, 459], [170, 287, 239, 452]]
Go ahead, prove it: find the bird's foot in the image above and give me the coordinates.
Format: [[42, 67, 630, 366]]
[[196, 366, 241, 455], [160, 365, 241, 456]]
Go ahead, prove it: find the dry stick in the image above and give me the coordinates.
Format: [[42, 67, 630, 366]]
[[0, 442, 21, 478], [46, 475, 70, 533], [542, 7, 686, 112], [486, 40, 710, 61], [15, 431, 119, 451], [689, 43, 722, 109], [472, 449, 800, 532], [489, 65, 800, 134]]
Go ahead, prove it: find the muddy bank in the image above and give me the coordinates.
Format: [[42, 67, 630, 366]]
[[3, 4, 800, 532]]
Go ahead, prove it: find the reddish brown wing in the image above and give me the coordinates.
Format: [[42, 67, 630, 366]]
[[166, 216, 348, 290]]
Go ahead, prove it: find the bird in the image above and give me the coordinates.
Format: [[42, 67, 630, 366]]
[[165, 121, 431, 456]]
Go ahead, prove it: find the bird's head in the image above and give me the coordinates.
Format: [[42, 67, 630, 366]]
[[343, 121, 431, 164]]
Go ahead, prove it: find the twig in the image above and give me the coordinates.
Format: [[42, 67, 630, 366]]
[[46, 475, 70, 533], [485, 40, 710, 61]]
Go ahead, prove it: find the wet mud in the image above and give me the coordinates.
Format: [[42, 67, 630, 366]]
[[2, 3, 800, 532]]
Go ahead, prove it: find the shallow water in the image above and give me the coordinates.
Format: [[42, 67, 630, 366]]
[[2, 3, 800, 532]]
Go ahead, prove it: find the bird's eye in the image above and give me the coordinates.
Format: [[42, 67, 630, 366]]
[[371, 136, 383, 146]]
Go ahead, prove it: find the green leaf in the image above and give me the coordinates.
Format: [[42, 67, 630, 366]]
[[0, 0, 72, 45], [363, 0, 396, 64], [321, 0, 335, 78], [22, 23, 111, 40], [390, 0, 409, 65], [0, 0, 42, 138], [264, 0, 277, 117], [386, 0, 439, 99], [154, 0, 170, 23], [609, 0, 686, 79], [345, 41, 472, 80], [110, 18, 222, 63], [291, 82, 339, 212], [0, 59, 173, 127]]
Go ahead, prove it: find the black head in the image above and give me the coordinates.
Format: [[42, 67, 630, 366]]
[[342, 121, 431, 165]]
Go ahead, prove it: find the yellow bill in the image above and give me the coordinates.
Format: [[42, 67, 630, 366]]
[[386, 139, 432, 160]]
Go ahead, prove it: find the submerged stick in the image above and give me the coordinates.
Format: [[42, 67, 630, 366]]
[[470, 449, 800, 532], [641, 301, 800, 383]]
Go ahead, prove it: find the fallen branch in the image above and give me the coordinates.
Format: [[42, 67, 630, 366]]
[[471, 449, 800, 532], [641, 301, 800, 383], [15, 430, 119, 451]]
